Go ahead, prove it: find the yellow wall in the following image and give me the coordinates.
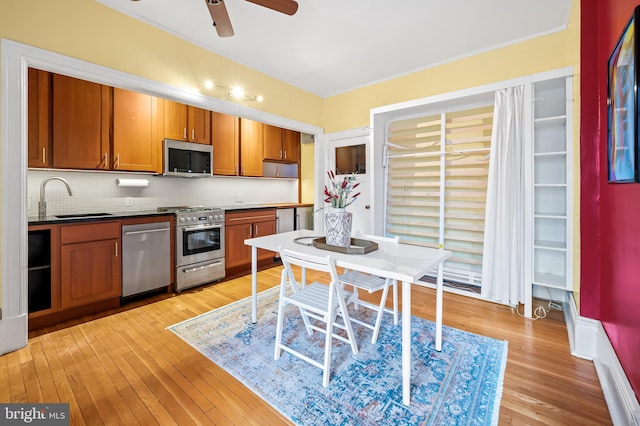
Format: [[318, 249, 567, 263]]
[[300, 143, 315, 204], [0, 0, 324, 126]]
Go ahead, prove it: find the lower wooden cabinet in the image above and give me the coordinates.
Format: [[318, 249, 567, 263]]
[[225, 209, 277, 272], [28, 220, 122, 329], [59, 221, 121, 309]]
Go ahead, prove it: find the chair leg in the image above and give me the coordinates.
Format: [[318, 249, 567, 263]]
[[336, 289, 359, 356], [371, 281, 391, 344], [322, 299, 336, 388], [274, 298, 286, 361]]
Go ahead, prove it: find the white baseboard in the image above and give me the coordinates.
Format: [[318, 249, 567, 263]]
[[565, 293, 640, 425], [0, 313, 27, 356]]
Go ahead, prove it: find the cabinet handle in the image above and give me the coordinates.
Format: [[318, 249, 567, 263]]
[[249, 225, 253, 238], [255, 224, 258, 235], [280, 149, 283, 159], [115, 242, 118, 257], [191, 129, 195, 140], [284, 150, 287, 160], [99, 152, 108, 168], [183, 128, 187, 140], [42, 147, 46, 164], [114, 154, 120, 169]]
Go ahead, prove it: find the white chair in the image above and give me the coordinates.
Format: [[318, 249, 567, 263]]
[[339, 233, 399, 344], [274, 248, 359, 387]]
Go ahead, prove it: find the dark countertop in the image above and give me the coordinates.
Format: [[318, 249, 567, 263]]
[[28, 210, 173, 226], [28, 203, 315, 226]]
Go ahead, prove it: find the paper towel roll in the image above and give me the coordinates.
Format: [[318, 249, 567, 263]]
[[116, 178, 149, 188]]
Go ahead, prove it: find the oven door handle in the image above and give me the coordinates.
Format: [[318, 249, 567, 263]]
[[182, 260, 223, 274], [183, 224, 222, 232]]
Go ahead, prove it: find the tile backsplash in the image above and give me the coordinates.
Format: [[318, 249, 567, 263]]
[[27, 169, 299, 216]]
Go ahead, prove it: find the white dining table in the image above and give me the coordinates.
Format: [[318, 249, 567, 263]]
[[244, 229, 451, 406]]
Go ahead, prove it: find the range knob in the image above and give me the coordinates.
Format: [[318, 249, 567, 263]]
[[192, 216, 197, 222], [179, 217, 186, 223], [208, 215, 213, 221], [186, 217, 191, 222]]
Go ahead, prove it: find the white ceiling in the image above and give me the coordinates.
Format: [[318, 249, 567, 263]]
[[97, 0, 572, 98]]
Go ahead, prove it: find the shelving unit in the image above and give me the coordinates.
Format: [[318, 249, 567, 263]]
[[531, 77, 572, 292], [28, 228, 53, 314]]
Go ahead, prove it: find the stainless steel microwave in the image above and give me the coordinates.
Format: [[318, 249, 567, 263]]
[[163, 139, 213, 177]]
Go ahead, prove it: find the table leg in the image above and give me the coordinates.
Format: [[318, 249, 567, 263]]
[[435, 261, 443, 351], [251, 245, 257, 324], [402, 280, 411, 406]]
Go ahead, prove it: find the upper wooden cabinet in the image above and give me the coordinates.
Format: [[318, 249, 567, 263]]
[[263, 124, 300, 163], [52, 74, 111, 170], [162, 99, 211, 144], [28, 68, 51, 168], [113, 88, 160, 173], [240, 118, 264, 177], [283, 128, 301, 163], [211, 111, 240, 176]]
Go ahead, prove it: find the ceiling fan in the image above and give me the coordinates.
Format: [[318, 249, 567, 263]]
[[205, 0, 298, 38]]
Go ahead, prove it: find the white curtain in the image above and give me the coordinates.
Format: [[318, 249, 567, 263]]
[[481, 86, 525, 305]]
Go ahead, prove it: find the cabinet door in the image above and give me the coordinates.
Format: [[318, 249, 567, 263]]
[[240, 118, 264, 176], [282, 129, 300, 163], [52, 74, 110, 169], [253, 219, 277, 261], [225, 223, 252, 269], [163, 99, 188, 141], [60, 238, 121, 309], [211, 111, 239, 175], [28, 68, 51, 168], [113, 88, 158, 172], [187, 105, 211, 144], [263, 124, 283, 160]]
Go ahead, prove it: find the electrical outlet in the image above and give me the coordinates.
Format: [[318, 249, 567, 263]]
[[126, 197, 134, 207], [236, 193, 244, 203]]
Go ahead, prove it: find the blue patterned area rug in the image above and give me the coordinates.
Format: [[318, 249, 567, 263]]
[[168, 287, 507, 425]]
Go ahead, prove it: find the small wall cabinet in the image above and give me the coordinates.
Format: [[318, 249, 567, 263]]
[[529, 75, 573, 295]]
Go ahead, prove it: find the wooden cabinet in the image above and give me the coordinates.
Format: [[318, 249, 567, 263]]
[[162, 99, 211, 144], [263, 125, 300, 163], [113, 88, 160, 172], [60, 221, 121, 309], [52, 74, 111, 170], [211, 111, 240, 175], [283, 128, 301, 163], [28, 68, 51, 168], [225, 209, 276, 271], [240, 118, 264, 176]]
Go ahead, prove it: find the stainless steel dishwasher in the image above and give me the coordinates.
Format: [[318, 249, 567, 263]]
[[122, 221, 171, 298]]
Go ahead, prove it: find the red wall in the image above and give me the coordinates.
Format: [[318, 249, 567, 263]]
[[581, 0, 640, 400]]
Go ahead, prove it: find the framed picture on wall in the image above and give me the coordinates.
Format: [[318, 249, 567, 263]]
[[607, 6, 640, 183]]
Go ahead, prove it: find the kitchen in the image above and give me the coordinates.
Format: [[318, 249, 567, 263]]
[[25, 68, 317, 330]]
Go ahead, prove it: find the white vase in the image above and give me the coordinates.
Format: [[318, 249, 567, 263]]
[[324, 207, 353, 247]]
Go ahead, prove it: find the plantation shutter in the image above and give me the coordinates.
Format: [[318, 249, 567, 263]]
[[385, 105, 493, 286]]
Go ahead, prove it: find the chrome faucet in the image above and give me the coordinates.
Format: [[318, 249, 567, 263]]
[[38, 177, 73, 219]]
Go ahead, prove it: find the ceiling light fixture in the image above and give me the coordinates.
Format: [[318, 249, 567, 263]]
[[203, 81, 263, 102]]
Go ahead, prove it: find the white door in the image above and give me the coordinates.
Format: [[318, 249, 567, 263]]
[[327, 134, 372, 235]]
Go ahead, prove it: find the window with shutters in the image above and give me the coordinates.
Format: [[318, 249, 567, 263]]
[[385, 105, 493, 286]]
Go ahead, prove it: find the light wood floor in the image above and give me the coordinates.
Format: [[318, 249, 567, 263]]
[[2, 267, 611, 425]]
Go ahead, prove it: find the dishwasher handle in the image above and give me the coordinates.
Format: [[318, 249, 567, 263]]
[[123, 227, 171, 236]]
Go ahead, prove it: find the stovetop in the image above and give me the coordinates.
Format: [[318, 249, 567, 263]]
[[157, 206, 219, 213]]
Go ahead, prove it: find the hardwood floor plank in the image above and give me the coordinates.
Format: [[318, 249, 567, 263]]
[[0, 266, 610, 425]]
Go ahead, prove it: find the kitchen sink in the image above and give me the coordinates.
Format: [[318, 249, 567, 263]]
[[55, 212, 113, 219]]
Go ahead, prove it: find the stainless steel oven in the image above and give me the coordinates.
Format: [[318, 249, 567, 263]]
[[159, 206, 225, 291]]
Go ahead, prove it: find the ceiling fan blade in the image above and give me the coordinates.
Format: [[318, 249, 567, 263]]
[[246, 0, 298, 16], [205, 0, 234, 37]]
